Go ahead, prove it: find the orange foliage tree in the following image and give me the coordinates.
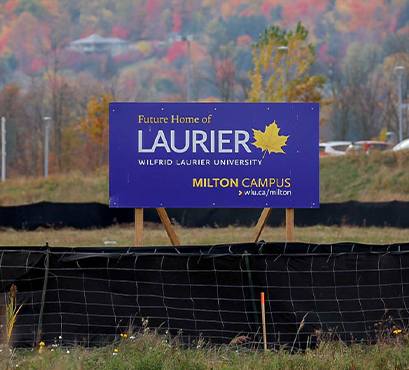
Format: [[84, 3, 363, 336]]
[[79, 93, 113, 170]]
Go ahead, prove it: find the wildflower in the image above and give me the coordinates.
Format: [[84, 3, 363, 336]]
[[114, 349, 119, 353], [66, 350, 70, 354], [120, 333, 128, 338], [38, 341, 45, 354], [393, 329, 402, 335], [59, 336, 63, 340], [130, 336, 135, 340]]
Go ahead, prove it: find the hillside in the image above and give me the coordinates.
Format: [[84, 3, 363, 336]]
[[0, 150, 408, 206], [320, 150, 409, 203]]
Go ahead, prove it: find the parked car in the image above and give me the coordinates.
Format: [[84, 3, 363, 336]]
[[319, 141, 352, 156], [393, 138, 409, 151], [346, 141, 393, 155]]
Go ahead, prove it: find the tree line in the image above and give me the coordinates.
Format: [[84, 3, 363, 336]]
[[0, 0, 408, 176]]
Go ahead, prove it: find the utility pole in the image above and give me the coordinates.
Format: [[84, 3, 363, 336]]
[[396, 66, 405, 143], [1, 116, 5, 182], [44, 116, 52, 178], [187, 36, 192, 102]]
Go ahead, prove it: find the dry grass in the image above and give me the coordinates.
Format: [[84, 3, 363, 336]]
[[0, 224, 408, 247], [2, 327, 409, 370], [320, 149, 409, 202], [0, 170, 108, 206]]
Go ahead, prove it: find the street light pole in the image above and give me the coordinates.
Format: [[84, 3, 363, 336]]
[[278, 46, 289, 103], [1, 116, 6, 182], [186, 36, 192, 102], [43, 116, 52, 178], [396, 66, 405, 143]]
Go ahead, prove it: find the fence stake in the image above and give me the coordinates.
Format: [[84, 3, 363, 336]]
[[244, 251, 260, 328], [261, 292, 267, 352], [261, 292, 267, 351], [37, 247, 50, 344]]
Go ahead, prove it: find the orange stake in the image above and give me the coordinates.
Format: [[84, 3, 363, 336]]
[[261, 292, 267, 351]]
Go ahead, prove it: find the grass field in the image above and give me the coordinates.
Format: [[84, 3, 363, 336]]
[[1, 224, 409, 247], [320, 150, 409, 202], [0, 171, 109, 206], [2, 329, 409, 370], [1, 150, 409, 206]]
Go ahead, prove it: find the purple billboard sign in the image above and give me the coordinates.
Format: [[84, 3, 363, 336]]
[[109, 103, 319, 208]]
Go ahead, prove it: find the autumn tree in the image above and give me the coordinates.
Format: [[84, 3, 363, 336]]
[[382, 52, 409, 139], [0, 85, 36, 176], [0, 53, 18, 84], [205, 43, 237, 102], [248, 22, 326, 103], [36, 7, 73, 170], [79, 93, 112, 170], [327, 61, 353, 140], [334, 43, 391, 140], [213, 57, 235, 102], [326, 42, 409, 141]]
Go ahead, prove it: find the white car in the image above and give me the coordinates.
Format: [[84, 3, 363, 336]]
[[319, 141, 352, 156], [393, 138, 409, 151]]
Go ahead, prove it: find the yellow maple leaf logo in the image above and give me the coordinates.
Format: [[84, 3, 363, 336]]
[[252, 121, 289, 155]]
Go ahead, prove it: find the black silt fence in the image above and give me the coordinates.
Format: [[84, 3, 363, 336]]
[[1, 201, 409, 230], [2, 243, 409, 349]]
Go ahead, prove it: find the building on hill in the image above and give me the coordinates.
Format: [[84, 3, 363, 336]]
[[68, 34, 129, 56]]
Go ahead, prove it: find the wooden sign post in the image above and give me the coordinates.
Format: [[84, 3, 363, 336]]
[[156, 207, 180, 246], [134, 208, 144, 246], [251, 208, 272, 242], [286, 208, 294, 242], [251, 208, 294, 243], [137, 207, 294, 246], [134, 207, 180, 247]]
